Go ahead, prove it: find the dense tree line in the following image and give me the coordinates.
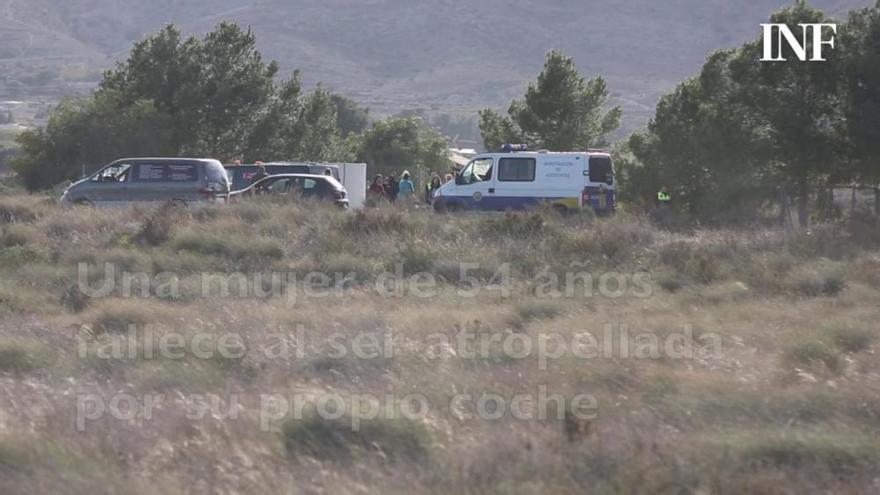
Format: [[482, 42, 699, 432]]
[[11, 23, 449, 191], [619, 1, 880, 225]]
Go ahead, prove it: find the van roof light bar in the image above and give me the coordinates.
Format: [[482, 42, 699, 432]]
[[501, 143, 529, 153]]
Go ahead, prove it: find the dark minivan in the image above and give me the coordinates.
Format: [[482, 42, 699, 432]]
[[60, 158, 230, 206]]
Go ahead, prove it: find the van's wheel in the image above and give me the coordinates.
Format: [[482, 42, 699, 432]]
[[168, 199, 188, 209], [552, 204, 569, 216], [73, 199, 93, 207]]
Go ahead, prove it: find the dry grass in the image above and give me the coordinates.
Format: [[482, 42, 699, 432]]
[[0, 195, 878, 493]]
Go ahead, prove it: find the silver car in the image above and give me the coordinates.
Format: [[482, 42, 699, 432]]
[[60, 158, 230, 206]]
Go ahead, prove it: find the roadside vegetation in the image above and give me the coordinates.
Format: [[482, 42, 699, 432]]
[[0, 196, 877, 493]]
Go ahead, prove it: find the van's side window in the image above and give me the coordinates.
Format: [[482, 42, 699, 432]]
[[589, 157, 613, 184], [498, 158, 536, 182], [166, 165, 198, 182], [134, 164, 199, 182]]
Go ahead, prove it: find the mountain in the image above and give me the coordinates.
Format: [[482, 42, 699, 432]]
[[0, 0, 871, 133]]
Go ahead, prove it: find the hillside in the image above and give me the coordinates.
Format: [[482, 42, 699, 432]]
[[0, 0, 872, 131]]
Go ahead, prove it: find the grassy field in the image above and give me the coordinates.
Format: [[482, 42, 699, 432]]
[[0, 194, 878, 494]]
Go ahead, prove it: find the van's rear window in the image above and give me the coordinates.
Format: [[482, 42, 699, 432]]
[[589, 157, 612, 183], [135, 164, 198, 182]]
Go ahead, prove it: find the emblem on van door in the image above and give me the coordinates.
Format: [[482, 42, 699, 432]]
[[473, 192, 483, 202]]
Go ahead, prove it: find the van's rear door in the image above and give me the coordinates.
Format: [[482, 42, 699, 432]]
[[584, 154, 614, 211]]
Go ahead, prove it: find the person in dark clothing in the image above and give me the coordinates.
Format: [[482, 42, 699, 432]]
[[252, 164, 269, 184], [425, 175, 442, 204], [251, 164, 270, 193], [384, 175, 399, 203]]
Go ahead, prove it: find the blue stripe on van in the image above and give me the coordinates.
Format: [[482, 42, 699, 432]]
[[436, 192, 615, 212], [435, 193, 614, 211]]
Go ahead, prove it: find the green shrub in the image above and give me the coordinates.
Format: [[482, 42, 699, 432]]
[[782, 340, 842, 374], [508, 301, 563, 329], [0, 340, 54, 373], [282, 412, 428, 463], [736, 434, 879, 475], [172, 231, 284, 262], [61, 284, 91, 313], [394, 243, 436, 276], [790, 263, 846, 297], [826, 326, 875, 353], [0, 245, 44, 267], [655, 272, 689, 292], [320, 253, 380, 284]]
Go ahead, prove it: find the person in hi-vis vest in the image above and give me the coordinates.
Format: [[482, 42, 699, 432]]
[[657, 186, 672, 206]]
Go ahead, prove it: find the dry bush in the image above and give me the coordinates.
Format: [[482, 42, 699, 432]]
[[172, 229, 284, 265], [480, 212, 547, 239], [342, 208, 411, 235], [731, 433, 880, 476], [282, 411, 429, 464], [787, 261, 847, 297], [782, 340, 842, 375], [0, 197, 38, 223], [319, 253, 382, 283], [0, 339, 54, 373], [658, 241, 732, 284], [133, 203, 188, 246], [557, 216, 655, 264], [1, 224, 39, 248], [825, 325, 875, 353], [788, 224, 859, 260], [508, 301, 564, 329], [84, 299, 171, 333]]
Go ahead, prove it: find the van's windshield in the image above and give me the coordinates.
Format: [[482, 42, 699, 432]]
[[459, 158, 493, 185], [93, 164, 131, 183]]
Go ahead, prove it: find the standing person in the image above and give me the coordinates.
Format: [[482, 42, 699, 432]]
[[424, 173, 437, 204], [251, 164, 269, 184], [384, 175, 399, 203], [369, 175, 387, 200], [445, 173, 454, 184], [398, 171, 415, 202], [426, 175, 442, 204]]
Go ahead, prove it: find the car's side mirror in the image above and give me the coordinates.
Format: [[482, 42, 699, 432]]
[[455, 174, 465, 185], [606, 174, 614, 186]]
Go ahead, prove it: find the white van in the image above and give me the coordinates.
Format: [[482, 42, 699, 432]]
[[432, 147, 615, 213]]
